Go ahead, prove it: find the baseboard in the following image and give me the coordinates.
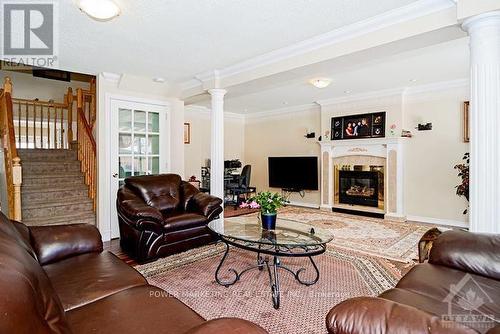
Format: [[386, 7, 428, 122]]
[[406, 215, 469, 229], [100, 229, 111, 242], [287, 201, 320, 209]]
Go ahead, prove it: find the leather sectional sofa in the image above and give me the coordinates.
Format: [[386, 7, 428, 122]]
[[0, 211, 266, 334], [117, 174, 223, 263], [326, 230, 500, 334]]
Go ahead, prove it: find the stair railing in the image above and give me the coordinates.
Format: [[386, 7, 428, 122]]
[[12, 92, 72, 149], [76, 88, 96, 211], [0, 77, 22, 221]]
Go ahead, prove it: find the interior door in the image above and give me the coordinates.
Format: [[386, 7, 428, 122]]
[[109, 99, 169, 239]]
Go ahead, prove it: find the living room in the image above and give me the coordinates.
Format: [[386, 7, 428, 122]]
[[0, 1, 499, 333]]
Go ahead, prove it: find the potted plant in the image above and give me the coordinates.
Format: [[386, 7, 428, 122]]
[[240, 191, 288, 230], [454, 153, 469, 214]]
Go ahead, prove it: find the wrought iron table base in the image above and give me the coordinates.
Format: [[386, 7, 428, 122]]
[[215, 242, 320, 309]]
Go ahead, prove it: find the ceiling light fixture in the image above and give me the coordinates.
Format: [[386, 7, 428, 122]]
[[344, 90, 352, 94], [409, 79, 418, 82], [310, 78, 332, 89], [153, 77, 165, 83], [78, 0, 120, 21]]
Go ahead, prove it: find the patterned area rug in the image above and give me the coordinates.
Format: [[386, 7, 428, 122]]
[[136, 244, 401, 334], [241, 207, 432, 263]]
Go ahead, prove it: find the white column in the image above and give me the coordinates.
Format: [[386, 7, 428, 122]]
[[208, 89, 227, 203], [463, 12, 500, 233]]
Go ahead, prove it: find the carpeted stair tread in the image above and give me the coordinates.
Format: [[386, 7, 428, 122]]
[[22, 197, 93, 210], [22, 184, 88, 193], [20, 148, 96, 226], [21, 211, 96, 226]]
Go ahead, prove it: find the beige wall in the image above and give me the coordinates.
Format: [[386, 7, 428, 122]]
[[403, 88, 469, 224], [184, 108, 245, 180], [244, 106, 321, 207], [0, 70, 89, 100]]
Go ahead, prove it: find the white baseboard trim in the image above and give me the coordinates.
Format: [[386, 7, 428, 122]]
[[100, 229, 111, 242], [288, 201, 320, 209], [406, 215, 469, 229]]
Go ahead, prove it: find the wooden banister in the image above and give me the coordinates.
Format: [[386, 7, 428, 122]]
[[0, 77, 22, 220], [76, 88, 97, 211]]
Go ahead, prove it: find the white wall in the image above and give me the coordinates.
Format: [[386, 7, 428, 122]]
[[184, 106, 245, 180], [244, 106, 321, 207]]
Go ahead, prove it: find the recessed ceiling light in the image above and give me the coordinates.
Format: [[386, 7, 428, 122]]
[[153, 77, 165, 83], [344, 90, 352, 94], [310, 78, 332, 89], [78, 0, 120, 21], [409, 79, 418, 82]]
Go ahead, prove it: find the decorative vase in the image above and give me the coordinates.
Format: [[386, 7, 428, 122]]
[[261, 212, 277, 230]]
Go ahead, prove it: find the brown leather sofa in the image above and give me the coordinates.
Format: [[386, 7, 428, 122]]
[[0, 211, 266, 334], [326, 230, 500, 334], [117, 174, 223, 263]]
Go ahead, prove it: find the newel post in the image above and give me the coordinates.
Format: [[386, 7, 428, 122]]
[[12, 156, 22, 221], [3, 77, 12, 93], [66, 87, 74, 143]]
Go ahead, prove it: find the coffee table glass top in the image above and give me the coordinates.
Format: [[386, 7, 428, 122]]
[[208, 215, 334, 248]]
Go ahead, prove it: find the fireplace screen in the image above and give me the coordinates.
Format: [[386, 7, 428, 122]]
[[339, 170, 380, 207]]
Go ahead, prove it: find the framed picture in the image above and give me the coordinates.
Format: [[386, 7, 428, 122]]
[[184, 123, 191, 144], [463, 101, 470, 143], [331, 112, 386, 140]]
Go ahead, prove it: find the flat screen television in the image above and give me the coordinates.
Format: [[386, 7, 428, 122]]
[[268, 156, 318, 191]]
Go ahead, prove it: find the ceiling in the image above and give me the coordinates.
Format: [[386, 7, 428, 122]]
[[187, 27, 469, 113], [58, 0, 418, 83]]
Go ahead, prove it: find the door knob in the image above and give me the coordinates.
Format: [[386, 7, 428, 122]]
[[112, 173, 118, 178]]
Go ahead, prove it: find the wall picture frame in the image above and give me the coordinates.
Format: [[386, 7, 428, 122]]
[[331, 112, 386, 140], [463, 101, 470, 143], [184, 123, 191, 144]]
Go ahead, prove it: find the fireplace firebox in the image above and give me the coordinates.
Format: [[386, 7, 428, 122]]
[[338, 170, 380, 207]]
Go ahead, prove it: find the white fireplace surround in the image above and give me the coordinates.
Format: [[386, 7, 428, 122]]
[[319, 137, 406, 220]]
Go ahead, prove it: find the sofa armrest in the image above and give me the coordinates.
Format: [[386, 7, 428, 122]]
[[429, 230, 500, 280], [184, 318, 267, 334], [326, 297, 476, 334], [187, 193, 223, 220], [118, 199, 164, 225], [29, 224, 103, 265]]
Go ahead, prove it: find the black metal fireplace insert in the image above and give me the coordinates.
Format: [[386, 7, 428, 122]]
[[339, 170, 380, 207]]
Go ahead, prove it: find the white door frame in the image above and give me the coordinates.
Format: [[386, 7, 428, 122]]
[[99, 93, 171, 241]]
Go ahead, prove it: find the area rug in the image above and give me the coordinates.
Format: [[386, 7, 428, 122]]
[[239, 207, 432, 263], [136, 243, 401, 334]]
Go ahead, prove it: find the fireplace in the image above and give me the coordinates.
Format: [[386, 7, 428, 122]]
[[338, 169, 383, 208]]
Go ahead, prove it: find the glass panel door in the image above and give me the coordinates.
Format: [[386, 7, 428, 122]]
[[117, 108, 161, 187]]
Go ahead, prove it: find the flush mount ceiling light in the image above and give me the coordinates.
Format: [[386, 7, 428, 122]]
[[78, 0, 120, 21], [310, 78, 332, 89]]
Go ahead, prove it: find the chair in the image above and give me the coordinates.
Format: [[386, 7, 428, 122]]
[[116, 174, 223, 263], [226, 165, 256, 207]]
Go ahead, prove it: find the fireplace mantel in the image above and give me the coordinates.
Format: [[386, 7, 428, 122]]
[[317, 137, 407, 220]]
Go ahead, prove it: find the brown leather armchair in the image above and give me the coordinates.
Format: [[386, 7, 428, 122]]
[[326, 230, 500, 334], [117, 174, 223, 263]]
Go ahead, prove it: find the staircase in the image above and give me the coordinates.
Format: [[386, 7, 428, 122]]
[[18, 146, 96, 226]]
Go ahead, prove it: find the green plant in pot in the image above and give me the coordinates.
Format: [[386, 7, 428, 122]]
[[241, 191, 288, 229]]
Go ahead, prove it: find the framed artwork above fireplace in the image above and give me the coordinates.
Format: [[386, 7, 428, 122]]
[[331, 112, 386, 140]]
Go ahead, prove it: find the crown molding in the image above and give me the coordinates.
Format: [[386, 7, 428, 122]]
[[404, 78, 468, 95], [184, 104, 245, 120], [244, 103, 319, 121], [100, 72, 122, 85], [316, 87, 405, 106], [180, 0, 456, 92]]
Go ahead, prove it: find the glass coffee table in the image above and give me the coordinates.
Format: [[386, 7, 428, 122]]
[[208, 216, 334, 309]]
